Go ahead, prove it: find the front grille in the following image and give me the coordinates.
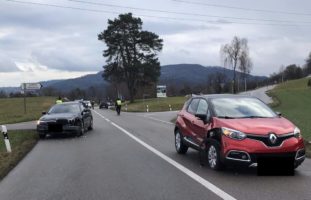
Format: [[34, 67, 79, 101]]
[[247, 133, 294, 147], [48, 123, 63, 132], [56, 119, 69, 125]]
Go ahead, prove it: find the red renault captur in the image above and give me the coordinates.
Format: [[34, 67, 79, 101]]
[[174, 94, 305, 170]]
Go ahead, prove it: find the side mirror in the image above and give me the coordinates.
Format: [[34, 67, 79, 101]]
[[42, 111, 47, 115], [195, 113, 208, 122], [81, 109, 89, 115], [276, 111, 282, 117]]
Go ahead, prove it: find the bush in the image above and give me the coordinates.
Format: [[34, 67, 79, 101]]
[[308, 79, 311, 87]]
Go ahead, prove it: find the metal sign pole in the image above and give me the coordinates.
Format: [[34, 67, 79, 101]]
[[23, 83, 26, 114]]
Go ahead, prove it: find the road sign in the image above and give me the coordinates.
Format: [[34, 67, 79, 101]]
[[21, 83, 43, 90]]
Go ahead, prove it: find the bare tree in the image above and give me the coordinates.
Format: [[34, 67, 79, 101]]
[[279, 65, 285, 83], [220, 36, 250, 93], [239, 50, 253, 91]]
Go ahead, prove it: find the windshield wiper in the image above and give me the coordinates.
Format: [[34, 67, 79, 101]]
[[240, 116, 268, 119], [217, 116, 236, 119]]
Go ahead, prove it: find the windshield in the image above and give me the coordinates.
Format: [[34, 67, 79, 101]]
[[48, 104, 80, 114], [211, 97, 277, 118]]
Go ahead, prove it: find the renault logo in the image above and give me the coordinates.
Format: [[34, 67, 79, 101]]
[[269, 133, 277, 144]]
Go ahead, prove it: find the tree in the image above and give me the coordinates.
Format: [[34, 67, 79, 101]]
[[284, 64, 303, 80], [279, 65, 285, 83], [0, 90, 7, 98], [303, 52, 311, 76], [238, 50, 253, 91], [220, 36, 250, 93], [98, 13, 163, 102]]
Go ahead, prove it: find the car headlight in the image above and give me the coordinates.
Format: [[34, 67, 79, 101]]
[[37, 120, 44, 125], [222, 127, 246, 140], [294, 127, 301, 138]]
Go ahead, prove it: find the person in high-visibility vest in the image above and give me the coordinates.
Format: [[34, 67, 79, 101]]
[[56, 96, 63, 104], [115, 98, 122, 115]]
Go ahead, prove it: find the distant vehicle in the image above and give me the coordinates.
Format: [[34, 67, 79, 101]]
[[174, 94, 305, 170], [37, 102, 93, 138], [99, 101, 113, 109]]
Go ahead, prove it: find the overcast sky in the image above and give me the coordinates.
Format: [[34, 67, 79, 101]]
[[0, 0, 311, 86]]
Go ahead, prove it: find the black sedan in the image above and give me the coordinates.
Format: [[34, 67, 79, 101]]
[[37, 102, 93, 138], [99, 101, 113, 109]]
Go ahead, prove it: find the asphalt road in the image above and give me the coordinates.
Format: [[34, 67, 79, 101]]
[[0, 109, 310, 200], [240, 85, 276, 104]]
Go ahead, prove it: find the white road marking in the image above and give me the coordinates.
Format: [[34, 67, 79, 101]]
[[93, 110, 236, 200], [143, 115, 174, 125]]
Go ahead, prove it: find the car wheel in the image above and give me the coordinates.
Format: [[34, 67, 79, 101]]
[[175, 130, 188, 154], [39, 134, 46, 139], [77, 121, 85, 136], [206, 140, 224, 170], [88, 118, 93, 130]]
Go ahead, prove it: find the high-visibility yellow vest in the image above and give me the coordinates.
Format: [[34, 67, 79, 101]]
[[116, 100, 122, 106], [56, 100, 63, 104]]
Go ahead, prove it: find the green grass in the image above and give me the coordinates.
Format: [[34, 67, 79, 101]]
[[0, 130, 38, 180], [123, 96, 189, 112], [0, 96, 55, 124]]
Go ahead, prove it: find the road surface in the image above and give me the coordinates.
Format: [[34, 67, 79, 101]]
[[240, 85, 276, 104], [0, 109, 310, 200]]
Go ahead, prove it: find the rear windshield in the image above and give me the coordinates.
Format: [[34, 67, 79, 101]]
[[211, 97, 277, 118]]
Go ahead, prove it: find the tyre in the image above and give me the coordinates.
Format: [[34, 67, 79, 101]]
[[206, 140, 224, 170], [77, 121, 85, 136], [39, 134, 46, 139], [175, 130, 188, 154], [88, 118, 93, 130]]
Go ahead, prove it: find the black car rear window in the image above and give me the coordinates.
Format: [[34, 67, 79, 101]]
[[49, 104, 81, 114]]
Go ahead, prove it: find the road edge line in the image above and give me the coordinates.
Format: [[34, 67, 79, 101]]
[[93, 110, 236, 200]]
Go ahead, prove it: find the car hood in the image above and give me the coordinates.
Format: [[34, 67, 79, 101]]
[[213, 117, 295, 135], [40, 113, 78, 121]]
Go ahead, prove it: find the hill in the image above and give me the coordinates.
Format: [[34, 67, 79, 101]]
[[44, 71, 107, 92], [0, 64, 267, 93], [159, 64, 266, 86]]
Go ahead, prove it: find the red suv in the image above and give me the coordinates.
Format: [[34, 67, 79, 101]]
[[174, 95, 305, 170]]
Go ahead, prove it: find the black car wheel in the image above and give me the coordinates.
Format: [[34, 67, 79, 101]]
[[39, 134, 46, 139], [175, 130, 188, 154], [88, 118, 93, 130], [206, 140, 224, 170], [77, 121, 85, 136]]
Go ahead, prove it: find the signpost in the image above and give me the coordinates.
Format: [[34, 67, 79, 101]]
[[20, 83, 43, 114]]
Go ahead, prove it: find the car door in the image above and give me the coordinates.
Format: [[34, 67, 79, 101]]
[[181, 98, 200, 140], [192, 99, 212, 145]]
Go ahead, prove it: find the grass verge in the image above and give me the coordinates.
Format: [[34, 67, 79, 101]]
[[0, 96, 55, 124], [123, 96, 188, 112], [0, 130, 38, 180]]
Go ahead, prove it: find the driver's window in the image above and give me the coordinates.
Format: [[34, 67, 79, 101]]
[[196, 99, 209, 116], [187, 99, 199, 114]]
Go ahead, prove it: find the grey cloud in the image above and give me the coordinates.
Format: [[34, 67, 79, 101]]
[[0, 0, 311, 80], [144, 21, 221, 35], [0, 55, 20, 72]]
